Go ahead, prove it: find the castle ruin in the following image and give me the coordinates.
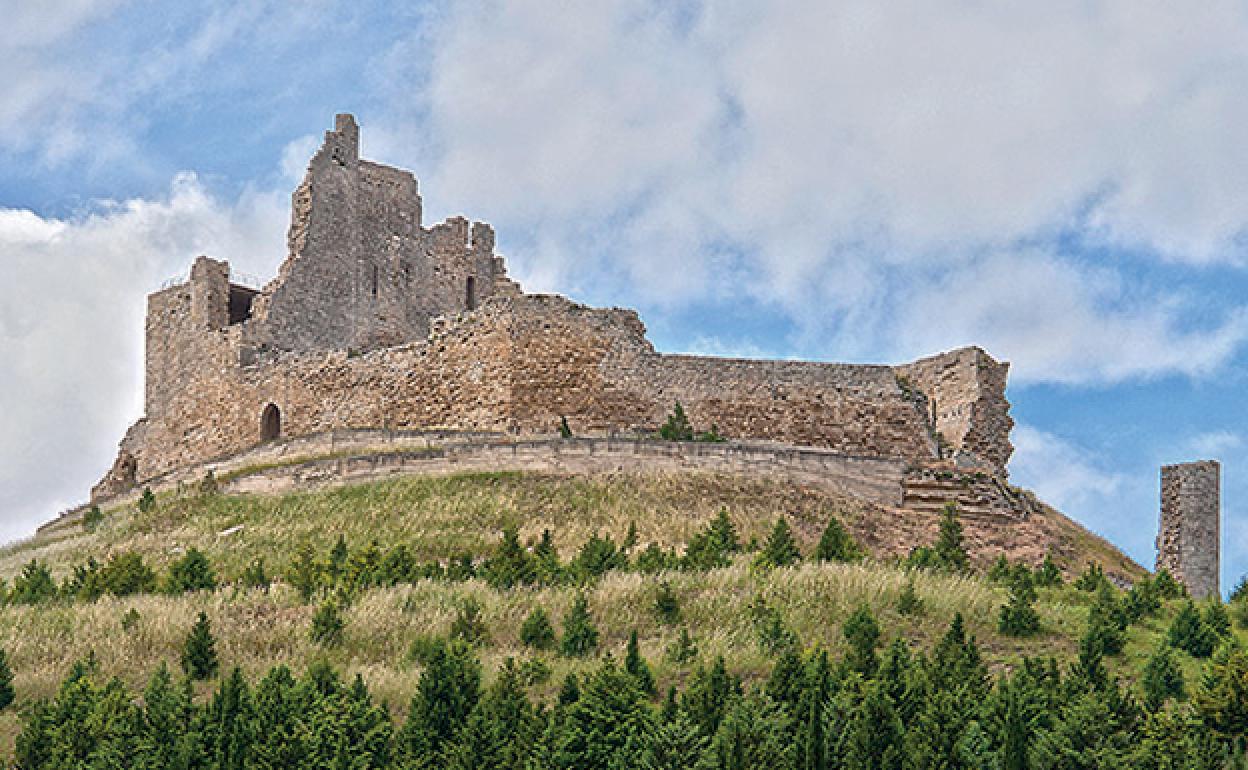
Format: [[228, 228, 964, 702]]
[[91, 115, 1017, 511], [1156, 460, 1221, 599]]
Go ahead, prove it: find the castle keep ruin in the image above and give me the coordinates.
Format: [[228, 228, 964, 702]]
[[1156, 460, 1221, 599], [92, 115, 1016, 509]]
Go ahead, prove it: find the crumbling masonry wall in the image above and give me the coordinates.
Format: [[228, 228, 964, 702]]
[[1156, 461, 1220, 599], [92, 114, 1017, 501]]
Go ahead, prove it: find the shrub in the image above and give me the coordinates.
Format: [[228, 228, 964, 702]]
[[695, 425, 726, 442], [560, 594, 599, 657], [165, 547, 217, 594], [81, 505, 103, 533], [659, 402, 694, 441], [636, 543, 675, 574], [11, 560, 56, 605], [137, 486, 156, 513], [1074, 563, 1108, 592], [181, 612, 219, 680], [559, 415, 573, 439], [520, 607, 555, 650], [241, 558, 269, 590], [814, 515, 862, 562], [653, 581, 681, 625], [99, 551, 157, 597], [120, 607, 141, 632], [311, 601, 345, 647], [988, 554, 1012, 582], [756, 518, 801, 568]]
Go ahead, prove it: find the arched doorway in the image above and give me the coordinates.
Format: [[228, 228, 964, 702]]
[[260, 403, 281, 441]]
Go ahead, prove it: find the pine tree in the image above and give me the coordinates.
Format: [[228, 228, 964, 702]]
[[701, 694, 795, 770], [757, 518, 801, 568], [311, 600, 345, 647], [181, 611, 219, 680], [934, 502, 969, 572], [1169, 600, 1216, 658], [659, 402, 695, 441], [814, 514, 862, 562], [998, 568, 1041, 636], [399, 638, 482, 763], [287, 542, 322, 601], [637, 712, 707, 770], [11, 559, 56, 605], [165, 547, 218, 594], [560, 594, 600, 657], [897, 578, 925, 616], [445, 659, 540, 770], [625, 630, 656, 696], [551, 659, 653, 769], [483, 526, 536, 589], [327, 534, 349, 583], [844, 603, 881, 677], [842, 680, 904, 770], [1035, 551, 1063, 587], [449, 598, 491, 646], [653, 581, 681, 625], [205, 667, 256, 770], [1141, 642, 1184, 711], [521, 606, 556, 649], [680, 656, 740, 737], [0, 646, 14, 710]]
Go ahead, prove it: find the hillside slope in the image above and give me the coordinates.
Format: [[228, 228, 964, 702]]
[[0, 470, 1169, 755]]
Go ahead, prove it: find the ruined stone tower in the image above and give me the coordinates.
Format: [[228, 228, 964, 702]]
[[1156, 460, 1221, 599]]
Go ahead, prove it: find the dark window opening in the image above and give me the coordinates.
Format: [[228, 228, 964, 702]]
[[228, 284, 258, 325], [371, 265, 379, 298], [466, 275, 476, 310], [260, 403, 281, 441]]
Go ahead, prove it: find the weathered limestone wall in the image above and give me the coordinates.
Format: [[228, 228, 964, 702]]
[[1156, 460, 1220, 599], [895, 347, 1014, 474], [91, 113, 1017, 504]]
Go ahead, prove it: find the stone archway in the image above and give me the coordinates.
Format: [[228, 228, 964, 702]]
[[260, 403, 281, 441]]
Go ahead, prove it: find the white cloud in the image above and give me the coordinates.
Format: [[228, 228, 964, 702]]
[[367, 0, 1248, 381], [1185, 431, 1244, 459], [0, 174, 286, 542], [1010, 424, 1126, 516]]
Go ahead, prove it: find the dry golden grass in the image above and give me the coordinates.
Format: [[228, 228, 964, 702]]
[[0, 469, 1172, 755]]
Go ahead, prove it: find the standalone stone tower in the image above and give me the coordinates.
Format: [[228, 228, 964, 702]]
[[1156, 460, 1221, 599]]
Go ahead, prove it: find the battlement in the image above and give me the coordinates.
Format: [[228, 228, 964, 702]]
[[92, 114, 1017, 503]]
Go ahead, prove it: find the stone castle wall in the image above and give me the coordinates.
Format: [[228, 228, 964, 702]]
[[1156, 460, 1220, 599], [92, 115, 1017, 503]]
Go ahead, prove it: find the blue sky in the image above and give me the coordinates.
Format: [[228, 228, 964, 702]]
[[2, 1, 1246, 592]]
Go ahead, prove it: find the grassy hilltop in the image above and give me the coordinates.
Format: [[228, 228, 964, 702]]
[[0, 470, 1241, 764]]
